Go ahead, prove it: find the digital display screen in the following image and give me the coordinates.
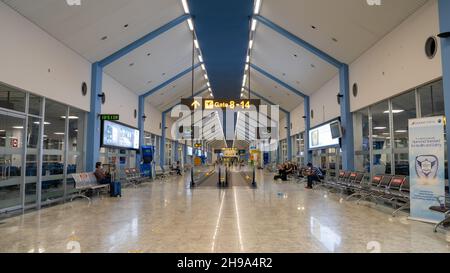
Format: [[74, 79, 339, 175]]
[[309, 121, 340, 150], [330, 121, 342, 139], [187, 147, 193, 156], [102, 120, 139, 150]]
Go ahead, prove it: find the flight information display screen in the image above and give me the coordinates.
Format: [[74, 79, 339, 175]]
[[101, 120, 140, 150]]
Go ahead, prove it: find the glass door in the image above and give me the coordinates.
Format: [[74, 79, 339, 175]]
[[0, 110, 25, 212]]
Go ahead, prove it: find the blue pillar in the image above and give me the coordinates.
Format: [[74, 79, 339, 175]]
[[160, 113, 166, 170], [86, 62, 103, 172], [276, 142, 280, 164], [339, 64, 354, 170], [183, 143, 187, 166], [439, 0, 450, 180], [286, 113, 292, 161], [174, 141, 179, 162], [136, 95, 145, 168], [304, 96, 311, 164]]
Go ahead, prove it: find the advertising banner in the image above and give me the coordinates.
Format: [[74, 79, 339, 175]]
[[408, 116, 446, 223]]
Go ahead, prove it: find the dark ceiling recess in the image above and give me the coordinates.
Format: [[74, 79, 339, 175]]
[[189, 0, 254, 99]]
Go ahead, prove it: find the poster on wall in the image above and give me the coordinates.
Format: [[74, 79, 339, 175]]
[[408, 116, 446, 223]]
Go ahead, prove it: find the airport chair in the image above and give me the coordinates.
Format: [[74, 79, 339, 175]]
[[356, 175, 384, 204], [346, 172, 368, 201], [391, 177, 410, 216]]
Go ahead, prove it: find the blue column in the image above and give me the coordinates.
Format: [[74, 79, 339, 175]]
[[160, 113, 166, 170], [339, 64, 354, 171], [286, 113, 292, 161], [183, 143, 187, 166], [439, 0, 450, 180], [276, 142, 280, 164], [136, 95, 145, 168], [86, 62, 103, 172], [174, 141, 179, 162], [304, 96, 311, 164]]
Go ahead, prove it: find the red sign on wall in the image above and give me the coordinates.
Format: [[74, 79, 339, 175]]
[[10, 138, 18, 148]]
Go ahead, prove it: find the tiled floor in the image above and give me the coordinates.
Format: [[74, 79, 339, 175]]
[[0, 167, 449, 253]]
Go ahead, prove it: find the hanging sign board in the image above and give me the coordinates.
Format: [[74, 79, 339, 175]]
[[408, 116, 446, 223]]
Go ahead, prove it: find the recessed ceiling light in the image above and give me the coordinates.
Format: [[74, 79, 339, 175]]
[[124, 24, 129, 28], [293, 54, 298, 58], [101, 36, 108, 41]]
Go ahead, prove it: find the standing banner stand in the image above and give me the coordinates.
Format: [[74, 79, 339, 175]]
[[408, 116, 446, 223]]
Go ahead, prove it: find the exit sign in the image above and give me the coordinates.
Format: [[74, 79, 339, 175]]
[[100, 114, 120, 121]]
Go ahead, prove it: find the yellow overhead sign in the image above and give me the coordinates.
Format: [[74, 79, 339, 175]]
[[204, 99, 260, 110]]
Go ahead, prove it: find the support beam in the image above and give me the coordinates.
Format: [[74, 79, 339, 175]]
[[160, 113, 166, 170], [250, 64, 307, 98], [303, 96, 311, 164], [254, 15, 342, 69], [286, 113, 292, 161], [439, 0, 450, 180], [339, 64, 354, 170], [136, 95, 145, 168], [86, 63, 103, 172], [99, 14, 190, 67], [143, 63, 201, 98]]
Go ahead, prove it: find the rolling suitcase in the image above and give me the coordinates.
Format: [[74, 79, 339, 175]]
[[110, 181, 122, 197]]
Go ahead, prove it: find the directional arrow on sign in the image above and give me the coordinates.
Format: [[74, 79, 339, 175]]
[[191, 101, 201, 109]]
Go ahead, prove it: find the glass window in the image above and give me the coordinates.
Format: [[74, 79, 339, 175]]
[[67, 107, 86, 194], [0, 114, 24, 210], [371, 100, 391, 175], [419, 80, 444, 118], [0, 83, 26, 113], [392, 91, 416, 176], [28, 94, 43, 116], [42, 99, 67, 202], [353, 108, 370, 173]]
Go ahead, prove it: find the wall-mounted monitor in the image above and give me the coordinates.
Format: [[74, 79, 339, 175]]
[[101, 120, 140, 150], [187, 146, 193, 156], [309, 121, 340, 150], [329, 121, 343, 139]]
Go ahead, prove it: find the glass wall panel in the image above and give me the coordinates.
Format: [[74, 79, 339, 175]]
[[392, 91, 416, 175], [353, 108, 370, 173], [0, 83, 26, 113], [66, 107, 85, 196], [42, 99, 66, 202], [0, 113, 24, 210], [419, 80, 444, 118], [28, 94, 43, 116], [371, 100, 391, 175], [25, 116, 41, 206]]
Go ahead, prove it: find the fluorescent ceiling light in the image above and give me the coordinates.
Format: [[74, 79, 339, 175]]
[[242, 74, 247, 86], [251, 19, 257, 31], [54, 132, 65, 135], [207, 82, 210, 87], [395, 130, 408, 133], [198, 55, 203, 63], [373, 127, 386, 130], [61, 116, 79, 120], [249, 40, 254, 49], [201, 64, 206, 71], [384, 110, 404, 114], [187, 18, 194, 31], [194, 40, 199, 49], [208, 87, 212, 92], [204, 74, 208, 80], [245, 64, 249, 71], [254, 0, 262, 14], [13, 126, 24, 129], [0, 130, 5, 132], [181, 0, 190, 14], [246, 55, 250, 63], [34, 121, 51, 125]]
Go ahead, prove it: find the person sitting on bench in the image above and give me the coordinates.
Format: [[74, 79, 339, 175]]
[[274, 164, 288, 181], [94, 162, 111, 185], [305, 162, 322, 189]]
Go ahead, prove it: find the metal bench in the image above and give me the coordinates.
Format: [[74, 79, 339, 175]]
[[71, 173, 109, 203]]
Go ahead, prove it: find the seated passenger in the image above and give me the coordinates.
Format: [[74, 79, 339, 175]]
[[94, 162, 111, 184], [274, 164, 288, 181], [305, 163, 322, 189]]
